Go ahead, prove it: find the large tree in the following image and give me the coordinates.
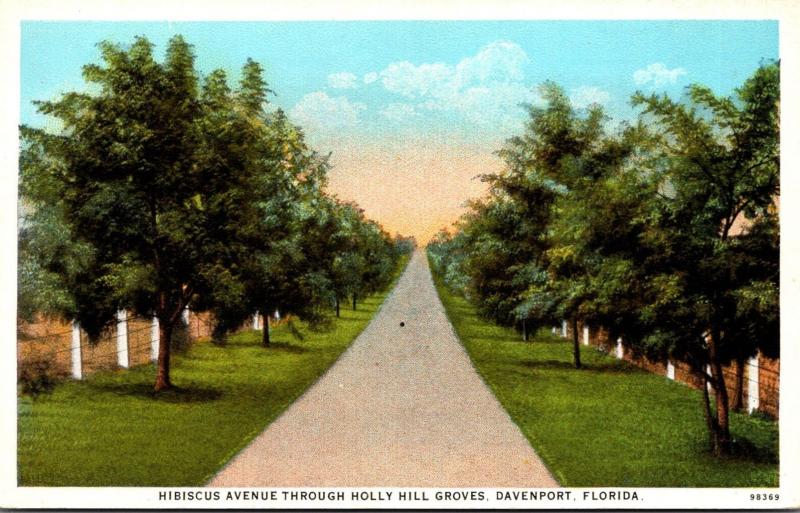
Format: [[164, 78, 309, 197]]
[[329, 201, 379, 316], [490, 82, 613, 366], [19, 36, 269, 391], [624, 62, 780, 454], [242, 110, 337, 346]]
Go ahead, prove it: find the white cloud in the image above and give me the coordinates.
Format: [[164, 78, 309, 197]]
[[374, 40, 534, 131], [380, 61, 454, 99], [379, 103, 420, 122], [454, 40, 527, 87], [378, 40, 528, 100], [633, 63, 687, 87], [363, 71, 378, 84], [569, 86, 611, 108], [327, 72, 358, 89], [289, 91, 366, 131]]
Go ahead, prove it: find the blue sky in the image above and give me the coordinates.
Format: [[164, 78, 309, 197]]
[[20, 21, 779, 239], [21, 21, 778, 135]]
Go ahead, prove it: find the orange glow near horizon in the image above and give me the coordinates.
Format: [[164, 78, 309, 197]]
[[325, 140, 501, 244]]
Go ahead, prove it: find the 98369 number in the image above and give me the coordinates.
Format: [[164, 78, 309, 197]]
[[750, 493, 778, 501]]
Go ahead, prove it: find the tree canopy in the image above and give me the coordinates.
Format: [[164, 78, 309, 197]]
[[428, 62, 779, 455], [19, 35, 409, 391]]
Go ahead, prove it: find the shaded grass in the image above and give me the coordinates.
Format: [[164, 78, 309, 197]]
[[430, 259, 778, 487], [17, 255, 409, 487]]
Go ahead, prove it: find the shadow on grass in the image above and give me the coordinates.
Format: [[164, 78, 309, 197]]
[[92, 382, 223, 403], [730, 437, 779, 465], [265, 341, 308, 354], [688, 436, 778, 465], [527, 336, 574, 345], [517, 359, 640, 374], [228, 335, 310, 351]]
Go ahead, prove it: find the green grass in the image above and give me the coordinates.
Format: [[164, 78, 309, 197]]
[[18, 255, 409, 487], [429, 257, 778, 487]]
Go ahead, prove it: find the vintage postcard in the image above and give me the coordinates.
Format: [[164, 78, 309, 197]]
[[1, 0, 798, 509]]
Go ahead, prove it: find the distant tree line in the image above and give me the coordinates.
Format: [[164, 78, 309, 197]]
[[428, 62, 779, 456], [19, 35, 413, 392]]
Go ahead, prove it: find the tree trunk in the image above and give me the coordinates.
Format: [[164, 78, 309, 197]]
[[335, 297, 340, 318], [732, 356, 745, 412], [211, 323, 227, 346], [699, 367, 719, 453], [572, 317, 581, 369], [352, 294, 357, 311], [154, 320, 173, 392], [708, 329, 732, 455], [262, 314, 270, 347], [711, 360, 732, 455], [522, 318, 528, 342]]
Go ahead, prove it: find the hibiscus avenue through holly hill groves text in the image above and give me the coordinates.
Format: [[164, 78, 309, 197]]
[[158, 490, 641, 503]]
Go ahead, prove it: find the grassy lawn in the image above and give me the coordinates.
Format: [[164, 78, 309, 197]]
[[429, 257, 778, 487], [18, 256, 408, 487]]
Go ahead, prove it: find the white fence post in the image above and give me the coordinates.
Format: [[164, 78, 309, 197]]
[[150, 316, 160, 362], [70, 320, 82, 380], [561, 320, 567, 338], [615, 337, 624, 359], [253, 311, 261, 330], [116, 309, 129, 368], [747, 355, 760, 413], [666, 360, 675, 380], [583, 325, 589, 346]]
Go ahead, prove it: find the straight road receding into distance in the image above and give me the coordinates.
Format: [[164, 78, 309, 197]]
[[208, 249, 558, 487]]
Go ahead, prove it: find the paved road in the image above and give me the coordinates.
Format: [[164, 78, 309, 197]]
[[208, 249, 558, 487]]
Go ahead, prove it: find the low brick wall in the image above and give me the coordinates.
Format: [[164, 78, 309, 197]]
[[562, 321, 779, 419], [17, 310, 217, 384], [17, 326, 72, 380], [757, 356, 779, 417]]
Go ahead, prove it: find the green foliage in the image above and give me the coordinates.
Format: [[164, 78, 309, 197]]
[[198, 94, 402, 340], [19, 35, 411, 385], [431, 259, 778, 486], [428, 62, 780, 455], [20, 35, 212, 346], [17, 164, 94, 322]]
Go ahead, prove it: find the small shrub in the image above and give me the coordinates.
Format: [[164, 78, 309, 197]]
[[18, 358, 59, 395], [748, 409, 776, 422]]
